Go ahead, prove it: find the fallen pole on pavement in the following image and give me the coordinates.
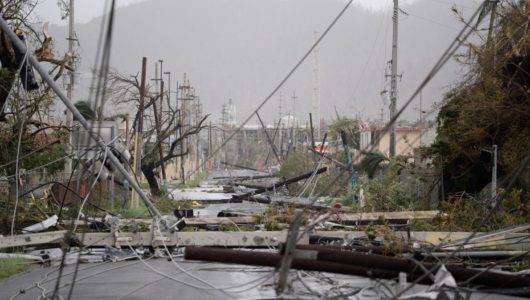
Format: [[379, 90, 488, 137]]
[[184, 246, 530, 289]]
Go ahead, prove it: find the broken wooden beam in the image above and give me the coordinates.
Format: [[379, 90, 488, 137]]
[[330, 210, 440, 225]]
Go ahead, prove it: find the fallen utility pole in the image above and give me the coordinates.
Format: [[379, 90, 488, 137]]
[[185, 246, 399, 280], [0, 231, 309, 249], [0, 17, 162, 219], [294, 245, 530, 289], [184, 246, 530, 290], [232, 167, 328, 200]]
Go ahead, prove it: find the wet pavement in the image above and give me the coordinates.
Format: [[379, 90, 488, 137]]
[[1, 257, 524, 299]]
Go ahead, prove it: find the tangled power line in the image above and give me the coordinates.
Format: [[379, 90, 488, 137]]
[[2, 0, 528, 298]]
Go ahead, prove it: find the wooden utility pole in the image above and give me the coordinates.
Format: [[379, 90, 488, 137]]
[[389, 0, 399, 157], [65, 0, 75, 175], [195, 98, 201, 173], [178, 76, 191, 183], [153, 80, 167, 181], [208, 121, 212, 169], [309, 113, 316, 160], [130, 57, 146, 209]]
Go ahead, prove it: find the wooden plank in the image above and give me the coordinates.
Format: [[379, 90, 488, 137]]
[[314, 231, 530, 250], [62, 217, 256, 227], [185, 217, 255, 226], [331, 211, 439, 223], [0, 230, 67, 248]]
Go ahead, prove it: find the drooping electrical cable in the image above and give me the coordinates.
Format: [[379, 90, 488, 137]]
[[153, 0, 356, 202]]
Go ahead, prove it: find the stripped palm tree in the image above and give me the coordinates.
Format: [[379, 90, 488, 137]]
[[74, 100, 97, 121], [357, 151, 389, 179]]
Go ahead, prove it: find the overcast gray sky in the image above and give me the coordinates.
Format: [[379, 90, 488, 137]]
[[36, 0, 418, 24], [37, 0, 482, 123]]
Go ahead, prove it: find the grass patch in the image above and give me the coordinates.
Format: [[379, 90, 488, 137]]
[[178, 171, 207, 188], [115, 203, 150, 218], [0, 258, 30, 280]]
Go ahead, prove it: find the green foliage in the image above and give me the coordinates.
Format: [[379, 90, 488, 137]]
[[155, 198, 192, 214], [178, 171, 207, 188], [278, 151, 313, 178], [0, 197, 50, 234], [328, 118, 360, 149], [74, 100, 97, 121], [278, 152, 349, 197], [0, 258, 29, 280], [0, 67, 9, 79], [428, 189, 529, 232], [358, 151, 389, 178], [110, 201, 148, 218], [25, 143, 66, 175], [427, 3, 530, 196], [0, 139, 66, 176], [362, 160, 427, 211]]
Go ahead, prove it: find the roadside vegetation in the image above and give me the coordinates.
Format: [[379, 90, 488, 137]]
[[0, 258, 30, 281], [277, 2, 530, 232]]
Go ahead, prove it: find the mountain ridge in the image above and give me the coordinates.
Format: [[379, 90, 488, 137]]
[[49, 0, 475, 123]]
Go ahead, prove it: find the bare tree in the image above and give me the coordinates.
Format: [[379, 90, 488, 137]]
[[108, 72, 208, 197]]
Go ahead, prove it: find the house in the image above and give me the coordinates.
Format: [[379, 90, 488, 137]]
[[359, 121, 435, 158]]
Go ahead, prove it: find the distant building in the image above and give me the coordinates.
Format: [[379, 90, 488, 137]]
[[359, 121, 435, 157]]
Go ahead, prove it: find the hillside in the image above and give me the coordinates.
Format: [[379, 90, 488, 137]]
[[49, 0, 475, 122]]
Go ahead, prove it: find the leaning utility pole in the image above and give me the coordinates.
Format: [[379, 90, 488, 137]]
[[130, 57, 147, 209], [0, 17, 163, 218], [65, 0, 75, 175], [389, 0, 399, 157]]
